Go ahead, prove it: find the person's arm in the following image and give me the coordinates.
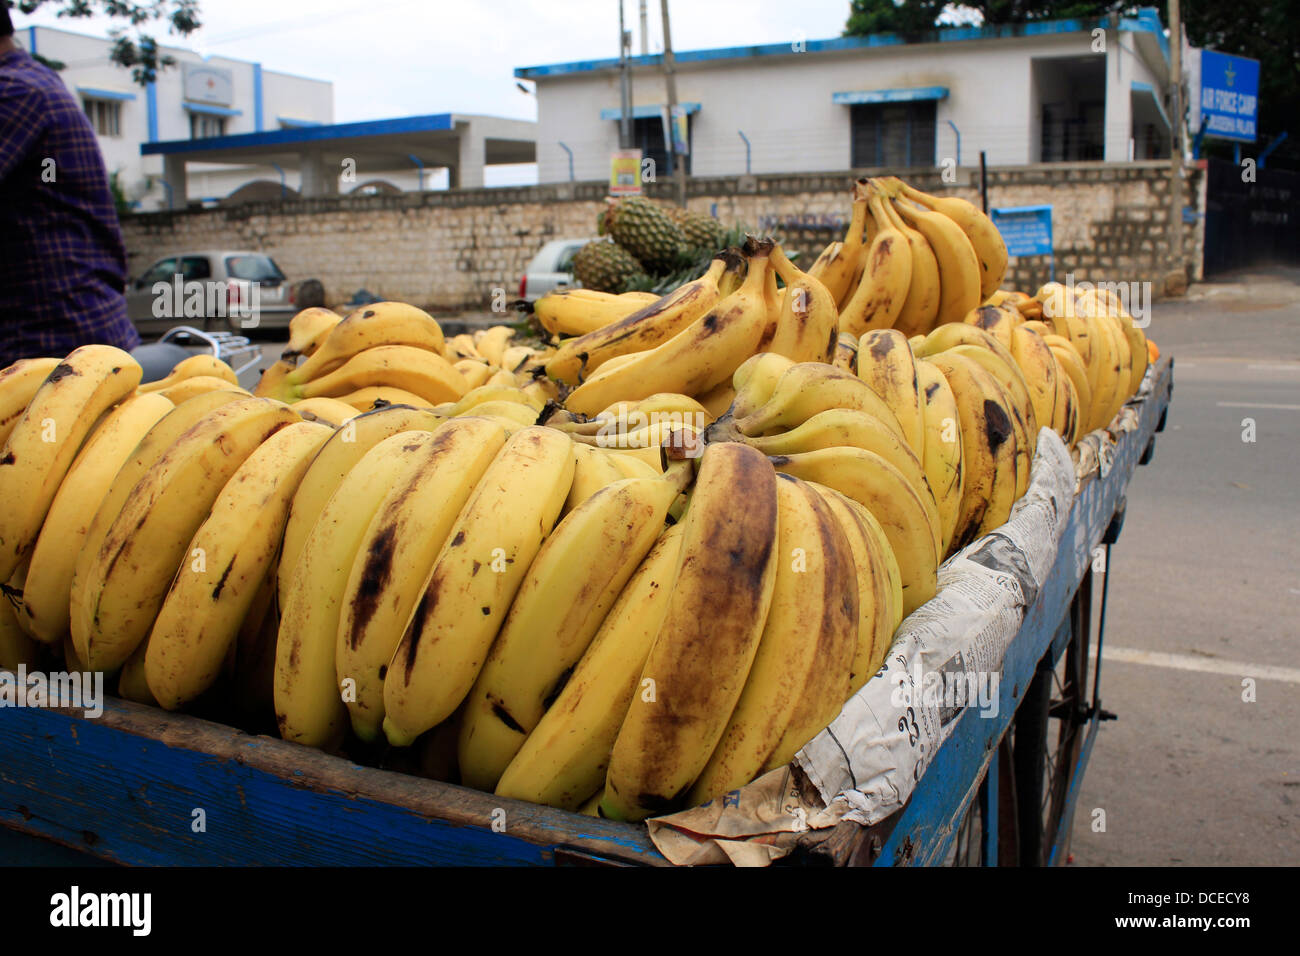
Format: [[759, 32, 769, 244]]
[[0, 78, 50, 181]]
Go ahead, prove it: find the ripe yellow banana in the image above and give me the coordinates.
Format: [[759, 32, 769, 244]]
[[856, 328, 927, 460], [545, 254, 736, 385], [914, 358, 966, 557], [731, 362, 906, 443], [275, 428, 443, 748], [79, 397, 300, 672], [334, 416, 508, 742], [280, 307, 342, 361], [145, 421, 334, 710], [140, 354, 239, 393], [893, 179, 1008, 299], [473, 326, 514, 368], [159, 375, 251, 404], [686, 475, 856, 804], [832, 331, 859, 372], [455, 359, 493, 390], [494, 523, 686, 811], [334, 386, 435, 411], [807, 190, 868, 307], [602, 442, 779, 822], [0, 345, 142, 582], [1, 561, 38, 670], [292, 345, 468, 406], [564, 441, 626, 514], [284, 301, 446, 387], [383, 426, 576, 747], [535, 289, 657, 337], [1046, 339, 1092, 441], [444, 383, 544, 417], [729, 352, 796, 421], [838, 189, 913, 337], [770, 446, 940, 616], [0, 357, 61, 447], [885, 184, 982, 329], [19, 392, 174, 645], [765, 244, 838, 364], [1009, 325, 1064, 440], [290, 396, 358, 426], [963, 303, 1021, 350], [875, 185, 941, 336], [278, 403, 444, 614], [458, 474, 680, 793], [563, 241, 773, 416]]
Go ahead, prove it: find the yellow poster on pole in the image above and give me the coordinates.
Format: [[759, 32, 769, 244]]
[[610, 149, 643, 196]]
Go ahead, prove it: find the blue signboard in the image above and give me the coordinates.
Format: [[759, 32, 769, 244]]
[[991, 205, 1053, 281], [1199, 50, 1259, 143]]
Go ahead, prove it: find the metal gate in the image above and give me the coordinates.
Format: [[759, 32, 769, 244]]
[[1203, 158, 1300, 275]]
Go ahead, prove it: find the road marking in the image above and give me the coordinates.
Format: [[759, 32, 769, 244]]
[[1216, 402, 1300, 411], [1096, 646, 1300, 684], [1247, 364, 1300, 372]]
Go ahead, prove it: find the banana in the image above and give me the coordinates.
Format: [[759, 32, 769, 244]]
[[0, 357, 61, 447], [686, 475, 856, 804], [832, 331, 859, 372], [963, 303, 1021, 350], [495, 523, 686, 811], [78, 397, 300, 672], [334, 386, 435, 411], [914, 358, 965, 557], [458, 474, 680, 793], [145, 421, 334, 710], [69, 389, 249, 664], [535, 289, 660, 337], [810, 484, 903, 691], [335, 416, 508, 742], [765, 243, 838, 364], [884, 182, 982, 329], [1009, 325, 1063, 439], [1089, 311, 1130, 430], [290, 396, 358, 426], [455, 359, 493, 391], [893, 180, 1008, 299], [159, 375, 251, 404], [382, 426, 575, 747], [607, 449, 662, 480], [275, 428, 443, 747], [926, 352, 1021, 549], [284, 301, 446, 388], [118, 640, 157, 706], [473, 326, 514, 368], [563, 240, 773, 416], [946, 345, 1034, 498], [1046, 339, 1093, 440], [456, 401, 539, 428], [770, 446, 940, 616], [838, 188, 913, 337], [446, 383, 544, 416], [731, 362, 907, 443], [291, 345, 468, 406], [445, 334, 482, 362], [602, 443, 779, 822], [278, 403, 444, 614], [728, 352, 795, 421], [1, 562, 39, 670], [875, 184, 941, 336], [253, 359, 296, 398], [695, 380, 736, 420], [139, 354, 240, 393], [281, 307, 342, 361], [19, 392, 174, 645], [856, 328, 926, 460], [0, 345, 142, 581], [564, 441, 627, 514], [544, 252, 736, 385], [807, 190, 868, 307]]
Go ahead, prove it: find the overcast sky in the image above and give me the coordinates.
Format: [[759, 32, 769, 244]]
[[15, 0, 860, 123]]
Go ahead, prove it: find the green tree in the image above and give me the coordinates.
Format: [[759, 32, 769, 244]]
[[10, 0, 201, 85]]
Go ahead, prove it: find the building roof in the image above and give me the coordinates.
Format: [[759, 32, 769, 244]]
[[515, 6, 1168, 79]]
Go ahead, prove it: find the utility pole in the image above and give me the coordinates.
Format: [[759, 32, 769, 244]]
[[639, 0, 648, 56], [1168, 0, 1184, 275], [619, 0, 632, 149], [660, 0, 686, 206]]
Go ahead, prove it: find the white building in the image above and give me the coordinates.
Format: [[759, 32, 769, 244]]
[[14, 24, 334, 209], [515, 7, 1175, 183]]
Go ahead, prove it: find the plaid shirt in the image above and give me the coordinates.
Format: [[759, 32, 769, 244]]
[[0, 47, 140, 368]]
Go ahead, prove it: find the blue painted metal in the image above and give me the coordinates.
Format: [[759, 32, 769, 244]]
[[142, 113, 455, 157], [832, 86, 948, 106], [184, 101, 243, 118], [253, 63, 263, 132], [558, 141, 575, 182], [407, 153, 425, 191], [1131, 81, 1171, 130], [1047, 718, 1099, 866], [874, 359, 1173, 866], [146, 82, 158, 143], [1258, 131, 1287, 169], [738, 129, 751, 174], [947, 119, 961, 167], [979, 754, 997, 865], [599, 102, 700, 121], [27, 25, 36, 55], [278, 117, 324, 128], [76, 86, 137, 102], [516, 11, 1166, 79]]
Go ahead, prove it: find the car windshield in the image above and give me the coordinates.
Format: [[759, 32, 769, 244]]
[[225, 255, 285, 282]]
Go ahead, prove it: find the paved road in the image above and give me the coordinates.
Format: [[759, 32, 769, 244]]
[[1067, 268, 1300, 865]]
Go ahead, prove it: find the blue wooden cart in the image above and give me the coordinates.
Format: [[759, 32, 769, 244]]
[[0, 359, 1173, 867]]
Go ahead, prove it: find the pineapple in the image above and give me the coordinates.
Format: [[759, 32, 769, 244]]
[[665, 206, 726, 256], [572, 239, 647, 293], [601, 197, 687, 273]]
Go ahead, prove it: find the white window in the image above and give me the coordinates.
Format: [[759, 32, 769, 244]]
[[83, 98, 121, 137], [190, 114, 227, 139]]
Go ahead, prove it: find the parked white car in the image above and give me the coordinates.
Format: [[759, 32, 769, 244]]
[[518, 238, 591, 303], [126, 250, 298, 334]]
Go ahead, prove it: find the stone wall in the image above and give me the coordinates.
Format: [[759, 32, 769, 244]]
[[120, 161, 1205, 313]]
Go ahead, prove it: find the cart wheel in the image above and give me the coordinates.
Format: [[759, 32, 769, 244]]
[[1010, 570, 1094, 865]]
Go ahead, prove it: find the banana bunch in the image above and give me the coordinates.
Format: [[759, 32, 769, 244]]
[[534, 289, 661, 337]]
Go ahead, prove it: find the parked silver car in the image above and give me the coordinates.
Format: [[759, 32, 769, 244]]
[[126, 250, 297, 334], [518, 238, 591, 303]]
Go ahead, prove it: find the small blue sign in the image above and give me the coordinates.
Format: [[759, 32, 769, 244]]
[[1200, 50, 1260, 143], [990, 205, 1053, 257]]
